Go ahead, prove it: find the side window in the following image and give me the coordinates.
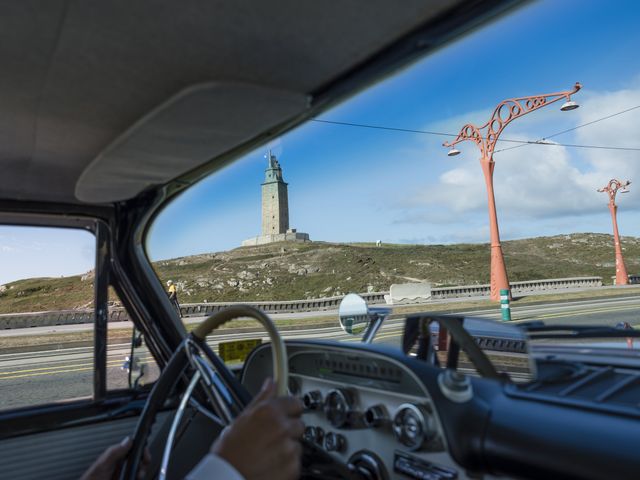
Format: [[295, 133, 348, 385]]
[[0, 226, 95, 410], [106, 289, 160, 391]]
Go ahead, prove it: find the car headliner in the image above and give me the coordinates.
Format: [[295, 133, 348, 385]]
[[0, 0, 524, 206]]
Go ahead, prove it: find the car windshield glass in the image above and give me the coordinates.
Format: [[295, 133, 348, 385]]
[[146, 0, 640, 359]]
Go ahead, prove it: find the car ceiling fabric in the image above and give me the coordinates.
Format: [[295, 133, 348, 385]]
[[0, 0, 460, 204]]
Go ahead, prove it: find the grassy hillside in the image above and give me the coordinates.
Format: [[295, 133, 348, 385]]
[[0, 275, 94, 314], [153, 233, 640, 302], [1, 233, 639, 314]]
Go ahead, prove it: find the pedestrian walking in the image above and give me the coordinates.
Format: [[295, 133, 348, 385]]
[[167, 280, 181, 316]]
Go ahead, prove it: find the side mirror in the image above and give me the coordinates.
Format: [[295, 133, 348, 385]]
[[338, 293, 390, 343], [123, 326, 147, 389], [338, 293, 370, 335], [133, 364, 146, 389]]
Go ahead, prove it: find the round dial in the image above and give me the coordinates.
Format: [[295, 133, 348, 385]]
[[324, 389, 354, 428], [303, 390, 323, 410], [392, 403, 436, 450]]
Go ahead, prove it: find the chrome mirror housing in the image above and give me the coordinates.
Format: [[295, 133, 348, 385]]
[[338, 293, 370, 335], [339, 293, 391, 343]]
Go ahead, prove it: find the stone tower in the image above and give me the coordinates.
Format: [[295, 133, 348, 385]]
[[261, 152, 289, 235], [242, 152, 310, 246]]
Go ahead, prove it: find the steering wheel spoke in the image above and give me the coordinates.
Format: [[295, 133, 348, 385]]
[[121, 305, 288, 480], [185, 338, 239, 425], [159, 370, 202, 480]]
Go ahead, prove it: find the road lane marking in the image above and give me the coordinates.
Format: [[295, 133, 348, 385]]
[[511, 304, 640, 322], [0, 356, 155, 379]]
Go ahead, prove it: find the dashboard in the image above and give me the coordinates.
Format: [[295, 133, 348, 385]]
[[241, 339, 640, 480], [242, 342, 468, 480], [238, 327, 640, 480]]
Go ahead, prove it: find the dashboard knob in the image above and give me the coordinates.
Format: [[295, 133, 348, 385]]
[[348, 450, 387, 480], [393, 403, 437, 451], [324, 389, 355, 428], [303, 426, 324, 445], [438, 369, 473, 403], [303, 390, 323, 410], [324, 432, 346, 453], [364, 404, 388, 428]]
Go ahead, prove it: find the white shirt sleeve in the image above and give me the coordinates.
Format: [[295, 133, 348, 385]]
[[185, 453, 245, 480]]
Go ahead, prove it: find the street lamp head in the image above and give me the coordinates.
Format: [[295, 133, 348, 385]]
[[560, 99, 579, 111], [447, 148, 461, 157]]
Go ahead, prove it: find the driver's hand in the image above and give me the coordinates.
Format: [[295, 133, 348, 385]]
[[211, 378, 305, 480]]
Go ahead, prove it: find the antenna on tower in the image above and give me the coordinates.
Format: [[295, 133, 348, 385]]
[[265, 149, 276, 168]]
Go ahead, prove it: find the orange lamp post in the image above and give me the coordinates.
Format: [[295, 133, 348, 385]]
[[443, 82, 582, 301], [598, 179, 631, 286]]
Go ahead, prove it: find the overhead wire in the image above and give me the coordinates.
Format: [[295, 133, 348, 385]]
[[493, 104, 640, 153], [311, 104, 640, 153]]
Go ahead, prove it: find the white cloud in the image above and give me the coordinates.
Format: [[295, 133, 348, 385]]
[[395, 82, 640, 232], [574, 85, 640, 194]]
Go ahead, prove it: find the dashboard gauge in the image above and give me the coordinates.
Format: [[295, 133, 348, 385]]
[[392, 403, 437, 450], [303, 390, 323, 410], [324, 389, 355, 428]]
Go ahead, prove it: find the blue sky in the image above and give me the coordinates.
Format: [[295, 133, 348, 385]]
[[147, 0, 640, 260], [0, 227, 94, 285], [2, 0, 640, 284]]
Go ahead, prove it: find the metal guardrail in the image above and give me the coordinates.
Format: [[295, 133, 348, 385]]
[[611, 275, 640, 285], [0, 276, 604, 330], [178, 291, 387, 318], [431, 276, 603, 299]]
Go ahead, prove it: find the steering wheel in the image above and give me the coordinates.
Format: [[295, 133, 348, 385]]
[[121, 306, 356, 480], [121, 305, 288, 480]]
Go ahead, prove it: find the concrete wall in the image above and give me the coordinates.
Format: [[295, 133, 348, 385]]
[[242, 231, 309, 247], [0, 276, 606, 330]]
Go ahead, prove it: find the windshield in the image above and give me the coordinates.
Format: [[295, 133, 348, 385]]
[[146, 0, 640, 359]]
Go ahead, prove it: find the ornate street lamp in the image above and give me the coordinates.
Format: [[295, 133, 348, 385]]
[[598, 179, 631, 286], [443, 82, 582, 301]]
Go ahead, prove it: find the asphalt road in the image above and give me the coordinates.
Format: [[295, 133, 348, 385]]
[[2, 295, 640, 410]]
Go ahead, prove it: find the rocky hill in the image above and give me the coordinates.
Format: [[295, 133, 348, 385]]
[[1, 233, 639, 314], [153, 233, 640, 303]]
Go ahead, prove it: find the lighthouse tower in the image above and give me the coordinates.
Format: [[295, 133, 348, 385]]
[[242, 152, 310, 246], [261, 152, 289, 235]]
